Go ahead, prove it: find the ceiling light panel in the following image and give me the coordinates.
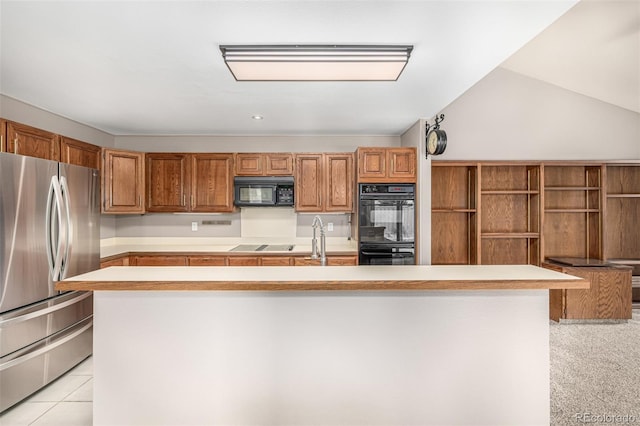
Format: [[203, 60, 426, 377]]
[[220, 45, 413, 81]]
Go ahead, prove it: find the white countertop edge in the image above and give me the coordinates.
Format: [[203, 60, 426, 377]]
[[66, 264, 582, 282]]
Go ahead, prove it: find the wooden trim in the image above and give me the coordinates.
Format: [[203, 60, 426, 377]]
[[57, 277, 589, 292]]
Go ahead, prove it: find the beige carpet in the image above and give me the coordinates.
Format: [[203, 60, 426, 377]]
[[551, 310, 640, 425]]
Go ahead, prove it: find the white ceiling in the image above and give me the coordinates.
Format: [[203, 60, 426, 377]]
[[3, 0, 634, 137], [501, 0, 640, 114]]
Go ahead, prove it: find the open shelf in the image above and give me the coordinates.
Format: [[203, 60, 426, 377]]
[[604, 165, 640, 266], [481, 233, 539, 239], [432, 208, 476, 213], [543, 165, 602, 260], [607, 193, 640, 198], [431, 164, 478, 265], [481, 190, 539, 195], [479, 164, 540, 265], [546, 186, 600, 191]]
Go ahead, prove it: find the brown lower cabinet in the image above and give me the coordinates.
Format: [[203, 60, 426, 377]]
[[544, 260, 632, 321], [99, 255, 130, 268], [188, 256, 227, 266], [130, 255, 188, 266], [294, 256, 359, 266], [106, 253, 358, 267], [227, 256, 260, 266]]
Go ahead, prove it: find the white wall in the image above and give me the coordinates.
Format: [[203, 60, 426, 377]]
[[403, 67, 640, 265], [115, 135, 399, 153], [436, 67, 640, 161], [0, 95, 115, 148], [1, 95, 118, 239], [400, 119, 430, 265]]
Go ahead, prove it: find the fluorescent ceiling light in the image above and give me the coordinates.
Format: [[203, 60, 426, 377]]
[[219, 45, 413, 81]]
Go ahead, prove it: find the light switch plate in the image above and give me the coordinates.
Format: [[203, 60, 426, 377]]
[[327, 222, 334, 232], [191, 222, 198, 231]]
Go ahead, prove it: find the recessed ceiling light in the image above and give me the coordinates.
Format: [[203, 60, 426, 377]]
[[220, 44, 413, 81], [252, 115, 264, 120]]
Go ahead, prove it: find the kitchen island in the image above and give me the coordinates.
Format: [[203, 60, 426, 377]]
[[58, 265, 587, 426]]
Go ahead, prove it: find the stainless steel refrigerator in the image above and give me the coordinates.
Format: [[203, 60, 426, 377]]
[[0, 152, 99, 412]]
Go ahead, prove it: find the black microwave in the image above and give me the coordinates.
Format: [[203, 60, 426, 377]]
[[233, 176, 294, 207]]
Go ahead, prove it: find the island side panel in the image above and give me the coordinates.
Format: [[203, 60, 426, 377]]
[[93, 290, 549, 426]]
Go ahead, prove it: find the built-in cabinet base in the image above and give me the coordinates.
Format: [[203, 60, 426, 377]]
[[544, 260, 632, 321]]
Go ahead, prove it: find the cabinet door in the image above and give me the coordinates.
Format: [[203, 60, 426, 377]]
[[235, 153, 264, 175], [327, 256, 358, 266], [295, 154, 323, 211], [191, 154, 234, 212], [293, 257, 321, 266], [294, 256, 357, 266], [189, 256, 227, 266], [60, 136, 101, 169], [1, 119, 6, 152], [130, 255, 188, 266], [228, 256, 260, 266], [357, 148, 386, 181], [6, 121, 60, 161], [266, 153, 294, 175], [100, 255, 130, 268], [387, 148, 416, 182], [146, 153, 190, 212], [260, 256, 292, 266], [325, 153, 354, 212], [102, 149, 145, 214]]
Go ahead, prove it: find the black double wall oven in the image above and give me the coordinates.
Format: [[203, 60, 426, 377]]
[[358, 183, 416, 265]]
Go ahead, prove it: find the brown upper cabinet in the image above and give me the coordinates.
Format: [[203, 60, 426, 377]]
[[146, 153, 191, 212], [357, 147, 416, 182], [60, 136, 101, 169], [235, 153, 293, 176], [102, 149, 145, 214], [294, 153, 354, 213], [146, 152, 233, 213], [325, 153, 354, 212], [6, 121, 60, 161], [191, 154, 234, 212]]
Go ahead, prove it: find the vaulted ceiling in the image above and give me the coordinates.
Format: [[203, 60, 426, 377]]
[[1, 1, 635, 136]]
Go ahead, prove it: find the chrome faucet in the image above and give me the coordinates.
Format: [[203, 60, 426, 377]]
[[310, 215, 327, 266]]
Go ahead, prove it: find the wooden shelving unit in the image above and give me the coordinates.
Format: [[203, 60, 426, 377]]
[[479, 164, 541, 265], [542, 164, 603, 260], [431, 163, 478, 265], [604, 164, 640, 262], [432, 160, 640, 308]]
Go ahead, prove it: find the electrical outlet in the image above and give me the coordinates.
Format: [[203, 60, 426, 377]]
[[191, 222, 198, 231], [327, 222, 334, 232]]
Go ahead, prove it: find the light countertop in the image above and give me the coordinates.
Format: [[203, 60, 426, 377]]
[[100, 237, 358, 258], [57, 264, 588, 291]]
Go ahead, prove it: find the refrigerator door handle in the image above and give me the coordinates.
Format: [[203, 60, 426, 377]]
[[45, 176, 65, 281], [0, 317, 92, 372], [59, 176, 73, 280]]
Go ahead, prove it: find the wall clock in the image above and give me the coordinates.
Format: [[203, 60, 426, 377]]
[[425, 114, 447, 158]]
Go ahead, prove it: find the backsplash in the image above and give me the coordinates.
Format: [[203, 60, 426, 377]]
[[102, 209, 352, 239]]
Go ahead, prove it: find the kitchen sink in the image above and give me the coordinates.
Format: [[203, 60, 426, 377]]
[[229, 244, 294, 252]]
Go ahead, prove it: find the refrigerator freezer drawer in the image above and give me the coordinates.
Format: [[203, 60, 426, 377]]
[[0, 316, 92, 413], [0, 291, 92, 358]]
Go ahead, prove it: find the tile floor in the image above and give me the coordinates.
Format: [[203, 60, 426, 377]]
[[0, 357, 93, 426]]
